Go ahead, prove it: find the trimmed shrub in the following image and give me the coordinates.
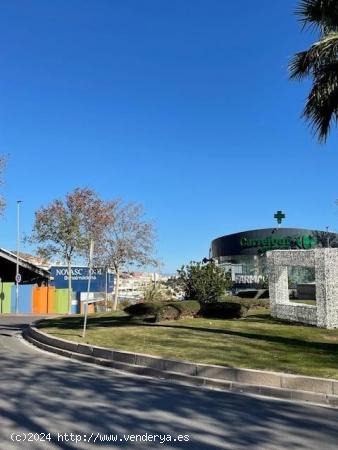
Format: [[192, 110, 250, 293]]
[[201, 302, 248, 319], [124, 302, 160, 318], [221, 296, 270, 309], [124, 300, 201, 321], [155, 305, 181, 322], [175, 300, 201, 316]]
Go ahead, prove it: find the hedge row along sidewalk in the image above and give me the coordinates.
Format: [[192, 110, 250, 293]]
[[24, 318, 338, 408]]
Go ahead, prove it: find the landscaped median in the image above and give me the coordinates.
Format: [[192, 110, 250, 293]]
[[23, 308, 338, 407]]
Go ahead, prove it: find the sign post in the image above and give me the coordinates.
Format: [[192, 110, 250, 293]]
[[15, 200, 22, 314], [83, 239, 94, 339]]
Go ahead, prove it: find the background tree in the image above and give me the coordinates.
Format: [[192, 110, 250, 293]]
[[94, 200, 157, 311], [289, 0, 338, 142], [176, 260, 232, 304], [142, 281, 174, 303], [164, 276, 184, 299], [30, 187, 111, 313]]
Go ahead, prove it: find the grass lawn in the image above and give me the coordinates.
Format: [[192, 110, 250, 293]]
[[38, 308, 338, 379]]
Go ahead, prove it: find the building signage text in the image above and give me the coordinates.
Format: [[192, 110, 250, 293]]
[[50, 266, 114, 293], [240, 235, 317, 252]]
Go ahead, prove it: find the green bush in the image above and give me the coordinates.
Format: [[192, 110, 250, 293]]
[[125, 300, 201, 321], [175, 300, 201, 316], [201, 302, 248, 319], [124, 302, 160, 317], [155, 305, 181, 322], [142, 282, 174, 302], [221, 296, 270, 309], [176, 260, 232, 303]]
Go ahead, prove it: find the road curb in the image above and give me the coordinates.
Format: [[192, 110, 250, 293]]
[[23, 324, 338, 408]]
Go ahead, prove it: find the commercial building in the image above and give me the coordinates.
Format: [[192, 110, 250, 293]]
[[118, 272, 169, 301], [0, 250, 167, 313], [210, 228, 338, 289]]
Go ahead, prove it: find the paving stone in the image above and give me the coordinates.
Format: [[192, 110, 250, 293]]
[[196, 365, 236, 381], [113, 350, 136, 364], [281, 375, 333, 394], [163, 359, 197, 376]]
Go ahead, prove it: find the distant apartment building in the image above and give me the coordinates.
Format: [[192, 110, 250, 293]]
[[118, 271, 169, 301]]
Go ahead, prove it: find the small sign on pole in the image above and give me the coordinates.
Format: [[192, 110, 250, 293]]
[[83, 239, 94, 339], [15, 273, 22, 284]]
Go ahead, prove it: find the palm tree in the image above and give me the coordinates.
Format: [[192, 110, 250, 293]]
[[289, 0, 338, 142]]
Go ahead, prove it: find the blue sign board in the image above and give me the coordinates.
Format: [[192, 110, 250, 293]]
[[50, 266, 115, 293]]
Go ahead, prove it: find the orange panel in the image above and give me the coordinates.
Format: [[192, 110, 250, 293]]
[[47, 287, 55, 314], [32, 287, 48, 314]]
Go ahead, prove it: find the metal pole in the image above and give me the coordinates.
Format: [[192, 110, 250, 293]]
[[83, 239, 94, 339], [15, 200, 22, 314], [105, 267, 108, 311]]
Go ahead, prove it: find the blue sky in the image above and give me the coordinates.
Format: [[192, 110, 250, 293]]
[[0, 0, 337, 273]]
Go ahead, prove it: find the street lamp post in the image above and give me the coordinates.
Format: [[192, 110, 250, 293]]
[[15, 200, 22, 314]]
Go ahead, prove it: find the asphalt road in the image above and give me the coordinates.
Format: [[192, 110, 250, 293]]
[[0, 315, 337, 450]]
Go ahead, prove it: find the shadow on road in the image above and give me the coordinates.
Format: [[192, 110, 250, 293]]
[[0, 316, 338, 449], [0, 331, 337, 449]]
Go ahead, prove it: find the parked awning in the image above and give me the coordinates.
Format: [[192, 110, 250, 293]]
[[0, 248, 50, 285]]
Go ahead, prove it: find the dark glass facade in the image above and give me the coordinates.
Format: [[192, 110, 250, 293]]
[[210, 228, 338, 289]]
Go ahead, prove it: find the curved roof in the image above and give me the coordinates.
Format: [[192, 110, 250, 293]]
[[211, 228, 338, 257]]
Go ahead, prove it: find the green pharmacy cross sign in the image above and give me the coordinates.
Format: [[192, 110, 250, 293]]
[[274, 210, 285, 225]]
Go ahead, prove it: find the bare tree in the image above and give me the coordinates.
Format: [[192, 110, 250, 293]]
[[95, 200, 157, 311], [30, 187, 111, 313]]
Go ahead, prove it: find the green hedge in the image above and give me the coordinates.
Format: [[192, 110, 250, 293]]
[[155, 305, 181, 322], [201, 302, 248, 319], [124, 302, 160, 317], [124, 300, 201, 322], [221, 296, 270, 309], [175, 300, 201, 316], [124, 297, 267, 322]]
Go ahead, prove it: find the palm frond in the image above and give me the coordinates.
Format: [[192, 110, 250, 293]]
[[289, 50, 313, 79], [289, 31, 338, 79], [296, 0, 338, 32], [303, 61, 338, 141]]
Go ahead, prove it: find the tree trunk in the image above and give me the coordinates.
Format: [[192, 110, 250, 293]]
[[113, 270, 119, 311], [67, 258, 72, 314]]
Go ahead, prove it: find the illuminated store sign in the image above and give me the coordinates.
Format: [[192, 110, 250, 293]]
[[240, 235, 317, 252]]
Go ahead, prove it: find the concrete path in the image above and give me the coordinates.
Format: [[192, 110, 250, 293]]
[[0, 315, 338, 450]]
